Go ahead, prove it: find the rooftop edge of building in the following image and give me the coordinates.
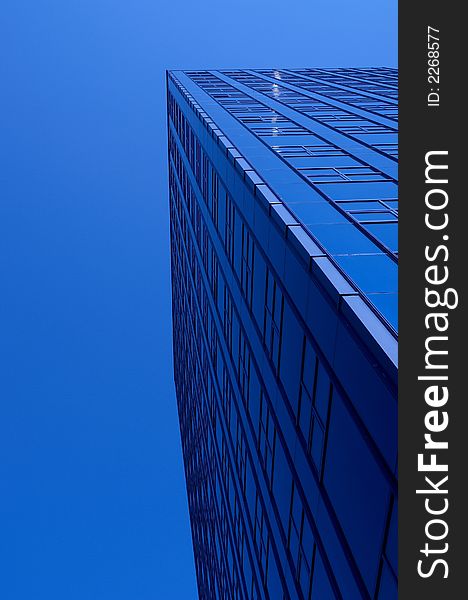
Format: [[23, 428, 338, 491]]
[[167, 69, 398, 384]]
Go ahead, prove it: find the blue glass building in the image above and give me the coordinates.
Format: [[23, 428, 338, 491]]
[[167, 69, 397, 600]]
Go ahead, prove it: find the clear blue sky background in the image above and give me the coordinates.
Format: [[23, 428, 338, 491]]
[[0, 2, 396, 598]]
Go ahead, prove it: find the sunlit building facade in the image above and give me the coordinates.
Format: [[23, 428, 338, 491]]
[[167, 68, 398, 600]]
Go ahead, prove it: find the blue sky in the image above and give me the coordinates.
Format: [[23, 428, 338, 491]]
[[0, 2, 396, 598]]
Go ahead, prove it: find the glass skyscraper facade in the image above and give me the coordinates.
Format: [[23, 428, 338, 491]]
[[167, 69, 397, 600]]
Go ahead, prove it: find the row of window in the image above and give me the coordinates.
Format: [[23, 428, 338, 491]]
[[173, 256, 321, 600], [293, 69, 398, 100], [237, 69, 398, 122], [171, 161, 335, 599], [170, 163, 338, 598], [173, 246, 280, 599], [173, 280, 250, 600], [173, 234, 345, 600]]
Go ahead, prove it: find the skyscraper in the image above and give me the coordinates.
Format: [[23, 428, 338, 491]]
[[167, 69, 397, 600]]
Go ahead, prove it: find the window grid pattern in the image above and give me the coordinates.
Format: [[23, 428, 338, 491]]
[[257, 69, 398, 121], [167, 70, 398, 600], [183, 70, 398, 259]]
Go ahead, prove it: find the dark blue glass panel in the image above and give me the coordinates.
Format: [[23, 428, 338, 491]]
[[324, 391, 389, 593]]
